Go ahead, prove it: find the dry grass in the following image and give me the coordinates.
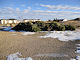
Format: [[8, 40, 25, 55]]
[[63, 21, 80, 28]]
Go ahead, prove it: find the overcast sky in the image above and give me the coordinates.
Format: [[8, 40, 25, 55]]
[[0, 0, 80, 20]]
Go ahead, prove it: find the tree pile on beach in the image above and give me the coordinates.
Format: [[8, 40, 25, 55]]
[[12, 21, 75, 32]]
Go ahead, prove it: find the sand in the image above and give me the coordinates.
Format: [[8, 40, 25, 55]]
[[0, 31, 79, 60]]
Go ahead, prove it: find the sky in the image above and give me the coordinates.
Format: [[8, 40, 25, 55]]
[[0, 0, 80, 20]]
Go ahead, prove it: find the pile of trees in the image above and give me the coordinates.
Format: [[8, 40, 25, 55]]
[[12, 21, 75, 32]]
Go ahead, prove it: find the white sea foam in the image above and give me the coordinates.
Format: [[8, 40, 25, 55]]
[[40, 31, 80, 41]]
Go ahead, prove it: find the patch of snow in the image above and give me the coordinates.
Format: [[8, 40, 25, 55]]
[[40, 31, 80, 41], [76, 44, 80, 46], [22, 32, 35, 35], [76, 47, 80, 49], [70, 59, 76, 60], [73, 43, 80, 60], [76, 56, 80, 60], [27, 57, 33, 60], [7, 52, 33, 60], [76, 50, 80, 54]]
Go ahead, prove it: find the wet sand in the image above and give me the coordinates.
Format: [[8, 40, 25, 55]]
[[0, 31, 79, 60]]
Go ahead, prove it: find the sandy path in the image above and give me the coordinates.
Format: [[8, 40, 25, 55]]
[[0, 31, 79, 60]]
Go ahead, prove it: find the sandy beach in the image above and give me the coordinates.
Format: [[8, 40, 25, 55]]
[[0, 31, 79, 60]]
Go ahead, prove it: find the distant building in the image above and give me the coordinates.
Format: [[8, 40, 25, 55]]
[[23, 19, 41, 22], [0, 19, 21, 24]]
